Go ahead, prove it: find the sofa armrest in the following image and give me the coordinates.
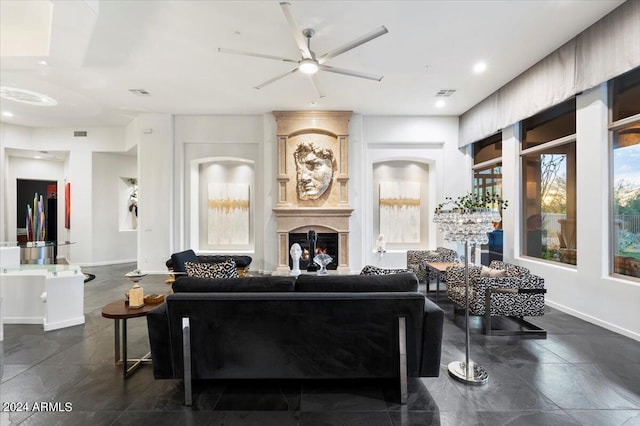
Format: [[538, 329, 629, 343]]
[[473, 275, 545, 317], [445, 265, 482, 288], [475, 275, 545, 294], [420, 298, 444, 377], [146, 302, 174, 379]]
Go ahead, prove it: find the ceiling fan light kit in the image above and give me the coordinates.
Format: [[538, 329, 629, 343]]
[[219, 1, 388, 91], [299, 58, 319, 75]]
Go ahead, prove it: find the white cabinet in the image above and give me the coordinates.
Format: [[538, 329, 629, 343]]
[[0, 265, 85, 332]]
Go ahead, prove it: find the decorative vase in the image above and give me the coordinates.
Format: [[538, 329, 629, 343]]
[[313, 253, 332, 275]]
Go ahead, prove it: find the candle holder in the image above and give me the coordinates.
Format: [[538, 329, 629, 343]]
[[434, 203, 502, 386]]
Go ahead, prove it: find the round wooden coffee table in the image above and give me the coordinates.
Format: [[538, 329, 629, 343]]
[[101, 299, 160, 378]]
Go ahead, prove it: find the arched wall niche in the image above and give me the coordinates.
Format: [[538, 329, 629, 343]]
[[189, 156, 256, 253], [372, 158, 431, 250], [289, 128, 337, 138], [362, 142, 445, 269]]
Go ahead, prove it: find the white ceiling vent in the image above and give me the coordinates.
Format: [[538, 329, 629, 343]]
[[435, 89, 456, 97], [128, 89, 151, 96]]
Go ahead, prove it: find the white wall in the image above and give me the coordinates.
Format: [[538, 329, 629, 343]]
[[32, 127, 126, 265], [170, 114, 465, 273], [1, 123, 128, 265], [0, 124, 32, 241], [91, 152, 137, 264], [7, 108, 635, 342], [136, 114, 174, 274], [502, 84, 640, 341], [356, 115, 466, 269], [5, 157, 66, 253], [173, 115, 269, 271]]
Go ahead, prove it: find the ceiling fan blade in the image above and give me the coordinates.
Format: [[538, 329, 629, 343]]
[[280, 2, 312, 59], [308, 75, 325, 99], [319, 65, 383, 81], [254, 66, 300, 89], [218, 48, 298, 63], [318, 26, 388, 64]]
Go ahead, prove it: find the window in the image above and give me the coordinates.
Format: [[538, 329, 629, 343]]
[[610, 67, 640, 279], [611, 66, 640, 121], [521, 98, 577, 265], [474, 163, 502, 200], [473, 132, 502, 164], [473, 133, 503, 263], [522, 101, 576, 149], [473, 132, 503, 200]]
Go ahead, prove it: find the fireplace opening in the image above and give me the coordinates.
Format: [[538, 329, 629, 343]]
[[289, 232, 338, 270]]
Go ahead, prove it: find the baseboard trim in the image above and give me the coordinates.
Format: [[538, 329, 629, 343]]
[[546, 299, 640, 342], [73, 259, 137, 267], [44, 316, 85, 331]]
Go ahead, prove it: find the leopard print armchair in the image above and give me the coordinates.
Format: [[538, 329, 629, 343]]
[[446, 262, 545, 318], [407, 248, 458, 282], [360, 265, 411, 275]]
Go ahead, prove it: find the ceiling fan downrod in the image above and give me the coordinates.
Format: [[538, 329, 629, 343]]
[[299, 28, 319, 74]]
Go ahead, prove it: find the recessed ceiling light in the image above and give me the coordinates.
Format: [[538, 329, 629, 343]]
[[34, 156, 42, 159], [38, 60, 48, 66], [424, 65, 431, 71], [0, 87, 57, 106], [309, 100, 318, 106], [435, 100, 445, 108], [473, 61, 487, 74], [2, 111, 14, 117]]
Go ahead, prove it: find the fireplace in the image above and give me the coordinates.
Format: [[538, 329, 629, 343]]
[[273, 211, 352, 274], [289, 232, 338, 270], [271, 111, 353, 274]]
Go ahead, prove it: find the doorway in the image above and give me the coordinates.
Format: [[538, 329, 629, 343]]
[[16, 179, 58, 257]]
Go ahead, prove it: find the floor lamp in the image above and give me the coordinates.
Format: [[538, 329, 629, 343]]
[[434, 207, 500, 385]]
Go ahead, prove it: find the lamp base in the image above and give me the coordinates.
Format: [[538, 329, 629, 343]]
[[447, 361, 488, 385]]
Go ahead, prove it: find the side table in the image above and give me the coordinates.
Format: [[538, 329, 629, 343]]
[[425, 261, 459, 302], [101, 300, 158, 378]]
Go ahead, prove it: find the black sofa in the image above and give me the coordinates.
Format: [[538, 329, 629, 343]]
[[147, 273, 444, 405], [166, 249, 253, 278]]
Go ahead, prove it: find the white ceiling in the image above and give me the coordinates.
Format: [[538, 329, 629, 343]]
[[0, 0, 625, 129]]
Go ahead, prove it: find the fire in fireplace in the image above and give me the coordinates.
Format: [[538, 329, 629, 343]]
[[288, 232, 338, 270]]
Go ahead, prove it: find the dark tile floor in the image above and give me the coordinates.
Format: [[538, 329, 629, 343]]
[[2, 263, 640, 425]]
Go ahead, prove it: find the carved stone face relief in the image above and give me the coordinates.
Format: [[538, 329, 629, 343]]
[[293, 142, 334, 200]]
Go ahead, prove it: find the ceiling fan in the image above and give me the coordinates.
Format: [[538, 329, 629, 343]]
[[218, 2, 388, 95]]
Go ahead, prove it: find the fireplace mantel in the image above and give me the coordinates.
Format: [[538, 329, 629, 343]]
[[273, 207, 354, 219], [272, 111, 353, 275], [273, 207, 353, 274]]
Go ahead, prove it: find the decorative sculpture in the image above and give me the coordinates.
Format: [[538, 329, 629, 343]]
[[307, 230, 318, 272], [376, 233, 386, 262], [293, 142, 334, 200], [313, 253, 332, 275], [376, 234, 386, 252], [127, 179, 138, 218], [290, 243, 302, 276]]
